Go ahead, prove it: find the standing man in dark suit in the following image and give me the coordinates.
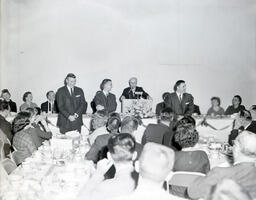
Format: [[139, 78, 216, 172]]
[[56, 73, 87, 134], [164, 80, 194, 117], [120, 77, 152, 101], [41, 91, 58, 114]]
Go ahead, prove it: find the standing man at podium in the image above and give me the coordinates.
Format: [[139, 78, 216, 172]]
[[164, 80, 194, 117], [120, 77, 152, 101], [56, 73, 87, 134]]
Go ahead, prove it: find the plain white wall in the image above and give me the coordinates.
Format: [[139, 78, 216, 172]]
[[1, 0, 256, 113]]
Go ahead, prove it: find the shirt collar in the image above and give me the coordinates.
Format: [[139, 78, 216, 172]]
[[103, 90, 109, 97]]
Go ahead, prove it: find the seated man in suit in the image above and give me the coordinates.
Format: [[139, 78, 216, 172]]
[[120, 77, 152, 101], [188, 131, 256, 199], [78, 133, 137, 200], [1, 89, 17, 113], [142, 107, 174, 145], [164, 80, 194, 117], [41, 91, 58, 114], [0, 101, 13, 143], [155, 92, 170, 116]]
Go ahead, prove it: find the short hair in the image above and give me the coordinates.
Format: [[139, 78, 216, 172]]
[[107, 133, 136, 162], [46, 90, 54, 98], [174, 124, 199, 148], [234, 95, 242, 104], [173, 80, 185, 91], [211, 96, 221, 106], [239, 110, 252, 121], [91, 110, 109, 130], [25, 107, 35, 116], [0, 101, 9, 112], [22, 91, 32, 102], [139, 143, 175, 183], [235, 131, 256, 158], [175, 116, 196, 130], [162, 92, 169, 101], [12, 112, 31, 134], [1, 89, 10, 96], [250, 105, 256, 111], [64, 73, 76, 85], [160, 107, 174, 122], [107, 115, 121, 132], [121, 116, 139, 134], [100, 79, 112, 91], [129, 77, 137, 83]]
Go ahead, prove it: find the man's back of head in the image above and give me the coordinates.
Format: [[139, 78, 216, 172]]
[[138, 143, 175, 183], [233, 131, 256, 162], [121, 116, 139, 135]]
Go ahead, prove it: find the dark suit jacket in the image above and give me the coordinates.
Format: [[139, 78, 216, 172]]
[[141, 123, 170, 145], [3, 100, 17, 113], [164, 92, 194, 116], [0, 115, 13, 142], [174, 150, 210, 174], [120, 86, 149, 101], [41, 101, 59, 113], [193, 105, 201, 115], [56, 86, 87, 132], [188, 162, 256, 199], [93, 91, 117, 114], [225, 105, 246, 115], [155, 102, 166, 116]]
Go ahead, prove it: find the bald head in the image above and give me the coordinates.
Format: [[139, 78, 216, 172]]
[[139, 143, 175, 183], [234, 131, 256, 159], [129, 77, 138, 89]]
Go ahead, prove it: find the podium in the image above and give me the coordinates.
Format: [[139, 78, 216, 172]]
[[121, 99, 153, 117]]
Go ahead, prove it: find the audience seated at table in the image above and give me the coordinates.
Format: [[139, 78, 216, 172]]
[[228, 110, 255, 145], [91, 79, 117, 114], [206, 179, 253, 200], [1, 89, 17, 113], [173, 123, 210, 174], [0, 101, 13, 143], [41, 90, 58, 114], [118, 143, 185, 200], [188, 131, 256, 199], [85, 115, 121, 163], [206, 97, 225, 116], [88, 110, 109, 145], [142, 108, 174, 145], [155, 92, 169, 116], [20, 91, 38, 112], [78, 133, 137, 200], [225, 95, 246, 115], [12, 112, 37, 162]]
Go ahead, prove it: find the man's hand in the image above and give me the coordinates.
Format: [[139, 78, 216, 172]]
[[120, 96, 126, 101], [96, 105, 105, 111], [68, 115, 76, 122], [96, 158, 113, 175]]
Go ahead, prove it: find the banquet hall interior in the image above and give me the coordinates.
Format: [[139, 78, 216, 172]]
[[0, 0, 256, 200]]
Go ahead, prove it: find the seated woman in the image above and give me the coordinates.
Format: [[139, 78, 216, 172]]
[[173, 123, 210, 174], [12, 112, 37, 162], [92, 79, 117, 114], [207, 97, 225, 116], [225, 95, 246, 115], [20, 91, 38, 112], [1, 89, 17, 113]]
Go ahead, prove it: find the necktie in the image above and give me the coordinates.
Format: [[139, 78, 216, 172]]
[[179, 94, 182, 102], [71, 88, 74, 96], [49, 102, 52, 112]]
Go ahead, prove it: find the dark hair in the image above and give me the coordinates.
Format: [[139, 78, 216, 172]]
[[211, 97, 221, 106], [107, 116, 121, 132], [64, 73, 76, 85], [46, 90, 54, 98], [1, 89, 10, 96], [160, 107, 174, 122], [121, 116, 139, 134], [0, 101, 9, 112], [173, 80, 185, 92], [234, 95, 242, 104], [12, 112, 31, 134], [162, 92, 169, 101], [107, 133, 136, 162], [22, 91, 32, 102], [174, 123, 199, 148], [251, 105, 256, 111], [100, 79, 112, 91], [239, 110, 252, 121]]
